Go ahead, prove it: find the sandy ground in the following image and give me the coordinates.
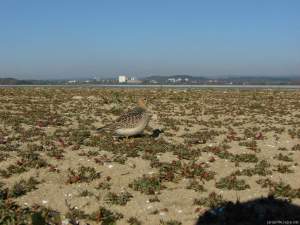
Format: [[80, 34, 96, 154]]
[[0, 87, 300, 225]]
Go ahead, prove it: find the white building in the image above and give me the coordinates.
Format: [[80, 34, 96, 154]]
[[168, 78, 176, 83], [118, 75, 127, 83]]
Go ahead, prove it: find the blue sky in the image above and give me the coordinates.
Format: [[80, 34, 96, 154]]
[[0, 0, 299, 79]]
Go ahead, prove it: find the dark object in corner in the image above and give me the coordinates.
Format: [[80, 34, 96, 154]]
[[196, 195, 300, 225]]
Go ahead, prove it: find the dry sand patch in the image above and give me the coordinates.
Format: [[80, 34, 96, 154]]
[[0, 87, 300, 224]]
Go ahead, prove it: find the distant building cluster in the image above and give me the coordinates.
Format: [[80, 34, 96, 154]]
[[167, 77, 189, 83], [40, 74, 300, 86], [118, 75, 142, 84], [67, 80, 77, 84]]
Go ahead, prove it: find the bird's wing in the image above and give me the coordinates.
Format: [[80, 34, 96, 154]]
[[115, 107, 146, 128], [96, 107, 147, 132]]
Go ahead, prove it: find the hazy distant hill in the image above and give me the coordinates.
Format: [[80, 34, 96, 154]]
[[0, 75, 299, 85], [0, 77, 62, 85], [143, 75, 206, 82], [220, 76, 300, 85], [142, 75, 300, 85], [0, 78, 32, 85]]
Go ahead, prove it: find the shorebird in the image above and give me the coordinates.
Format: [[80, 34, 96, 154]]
[[96, 98, 151, 138]]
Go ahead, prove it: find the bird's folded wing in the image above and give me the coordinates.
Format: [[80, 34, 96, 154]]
[[115, 107, 145, 128]]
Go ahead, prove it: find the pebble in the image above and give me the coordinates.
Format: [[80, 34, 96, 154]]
[[62, 219, 69, 225], [72, 96, 83, 100]]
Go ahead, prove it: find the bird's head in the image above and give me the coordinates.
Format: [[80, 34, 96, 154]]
[[137, 97, 147, 109]]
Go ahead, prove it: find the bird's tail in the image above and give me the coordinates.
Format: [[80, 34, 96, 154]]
[[96, 124, 114, 132], [96, 125, 109, 132]]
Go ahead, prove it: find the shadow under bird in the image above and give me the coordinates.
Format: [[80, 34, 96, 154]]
[[96, 98, 151, 138]]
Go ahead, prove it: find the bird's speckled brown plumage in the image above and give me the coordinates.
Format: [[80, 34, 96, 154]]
[[97, 98, 150, 137]]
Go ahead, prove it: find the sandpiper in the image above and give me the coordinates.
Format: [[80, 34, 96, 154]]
[[96, 98, 151, 138]]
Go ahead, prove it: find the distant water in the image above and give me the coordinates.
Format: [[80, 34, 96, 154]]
[[0, 84, 300, 89]]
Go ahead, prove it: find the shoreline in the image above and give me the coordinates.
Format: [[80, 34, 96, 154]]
[[1, 84, 300, 89]]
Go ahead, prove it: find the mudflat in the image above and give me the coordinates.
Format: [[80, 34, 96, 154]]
[[0, 87, 300, 225]]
